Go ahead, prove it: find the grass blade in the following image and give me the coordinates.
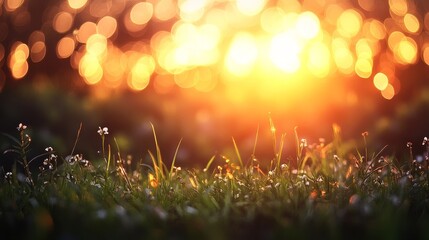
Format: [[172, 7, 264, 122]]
[[150, 122, 165, 179], [204, 155, 216, 173], [232, 137, 243, 168], [70, 122, 82, 156], [170, 138, 183, 176]]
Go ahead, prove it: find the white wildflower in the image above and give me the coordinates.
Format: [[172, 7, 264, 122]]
[[97, 126, 109, 136], [17, 123, 27, 131]]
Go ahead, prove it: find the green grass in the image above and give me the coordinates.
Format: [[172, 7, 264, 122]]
[[1, 123, 429, 240]]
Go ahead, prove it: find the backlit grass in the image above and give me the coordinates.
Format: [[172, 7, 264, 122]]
[[1, 123, 429, 240]]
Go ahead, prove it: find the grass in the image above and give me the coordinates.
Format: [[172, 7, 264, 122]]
[[1, 122, 429, 240]]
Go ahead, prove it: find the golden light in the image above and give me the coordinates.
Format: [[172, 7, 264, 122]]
[[358, 0, 375, 12], [171, 22, 220, 69], [368, 20, 387, 40], [355, 58, 372, 79], [179, 0, 208, 22], [53, 12, 74, 34], [236, 0, 266, 16], [30, 41, 46, 63], [128, 55, 155, 91], [373, 72, 389, 91], [337, 9, 363, 38], [260, 7, 286, 34], [9, 42, 29, 80], [153, 75, 175, 94], [225, 32, 259, 76], [3, 0, 429, 101], [154, 0, 177, 21], [97, 16, 117, 39], [403, 13, 420, 34], [332, 38, 355, 75], [423, 46, 429, 66], [389, 0, 408, 16], [79, 54, 103, 85], [307, 42, 330, 78], [269, 31, 302, 73], [68, 0, 87, 10], [86, 34, 107, 57], [395, 37, 418, 65], [76, 22, 97, 44], [103, 47, 125, 88], [130, 2, 153, 25], [56, 37, 75, 59], [381, 84, 395, 100], [296, 11, 320, 40], [5, 0, 24, 12]]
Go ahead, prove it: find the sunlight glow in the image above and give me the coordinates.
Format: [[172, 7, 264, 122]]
[[68, 0, 87, 10], [128, 55, 155, 91], [3, 0, 429, 100], [307, 42, 330, 78], [236, 0, 266, 16], [225, 32, 258, 76], [97, 16, 117, 39], [337, 9, 362, 38], [404, 13, 420, 34], [381, 84, 395, 100], [269, 31, 301, 73], [296, 12, 320, 40], [53, 12, 74, 34], [9, 42, 29, 79], [57, 37, 75, 59], [5, 0, 24, 11], [373, 72, 389, 91], [130, 2, 153, 25]]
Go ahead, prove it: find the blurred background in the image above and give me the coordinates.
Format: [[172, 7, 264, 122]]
[[1, 0, 429, 167]]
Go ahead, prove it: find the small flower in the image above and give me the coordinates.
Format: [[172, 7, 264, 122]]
[[407, 142, 412, 148], [17, 123, 27, 131], [281, 163, 288, 171], [362, 131, 369, 137], [45, 147, 53, 152], [300, 139, 308, 148], [79, 159, 90, 167], [423, 137, 428, 146], [5, 172, 13, 182], [97, 127, 109, 136]]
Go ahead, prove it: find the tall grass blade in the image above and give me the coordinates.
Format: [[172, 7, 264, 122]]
[[148, 150, 160, 181], [106, 144, 111, 179], [252, 124, 259, 158], [276, 133, 286, 170], [294, 126, 300, 168], [114, 137, 132, 189], [170, 138, 183, 176], [232, 137, 243, 168], [204, 155, 216, 173], [70, 122, 82, 156], [269, 113, 277, 154], [150, 122, 165, 179]]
